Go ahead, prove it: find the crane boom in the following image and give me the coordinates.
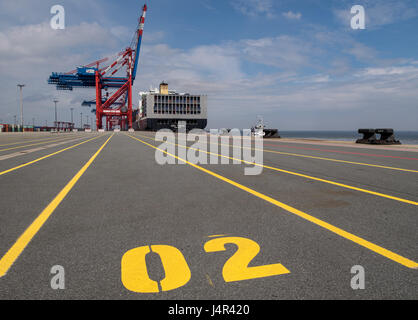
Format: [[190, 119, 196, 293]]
[[132, 4, 147, 81]]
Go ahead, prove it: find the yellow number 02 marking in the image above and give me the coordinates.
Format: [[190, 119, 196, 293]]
[[204, 237, 290, 282], [121, 245, 191, 293]]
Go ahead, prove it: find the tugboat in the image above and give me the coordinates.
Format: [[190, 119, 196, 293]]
[[251, 116, 280, 138]]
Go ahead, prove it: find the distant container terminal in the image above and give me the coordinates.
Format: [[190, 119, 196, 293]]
[[135, 82, 208, 131]]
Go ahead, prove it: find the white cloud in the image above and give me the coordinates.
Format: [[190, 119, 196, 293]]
[[282, 11, 302, 20], [365, 0, 417, 27], [136, 42, 244, 93], [0, 21, 124, 124], [334, 0, 418, 29], [0, 22, 117, 60], [230, 0, 275, 18], [200, 0, 216, 11], [110, 26, 131, 41], [0, 0, 109, 29], [310, 75, 331, 83], [345, 42, 377, 62], [357, 66, 418, 77], [241, 36, 315, 69]]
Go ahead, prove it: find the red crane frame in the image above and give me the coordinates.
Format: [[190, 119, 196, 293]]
[[94, 48, 134, 130]]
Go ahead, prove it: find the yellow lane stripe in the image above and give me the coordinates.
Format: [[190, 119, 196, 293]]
[[126, 134, 418, 269], [0, 134, 113, 277], [219, 134, 418, 173], [0, 135, 76, 147], [263, 148, 418, 173], [0, 137, 85, 161], [135, 133, 418, 206], [0, 135, 104, 177], [138, 132, 418, 173], [0, 135, 80, 152]]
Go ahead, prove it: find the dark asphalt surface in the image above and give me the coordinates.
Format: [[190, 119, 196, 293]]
[[0, 132, 416, 300]]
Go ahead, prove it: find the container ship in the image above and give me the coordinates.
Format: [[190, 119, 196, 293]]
[[135, 82, 207, 131]]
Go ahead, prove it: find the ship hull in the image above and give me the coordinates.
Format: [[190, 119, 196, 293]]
[[138, 118, 207, 131]]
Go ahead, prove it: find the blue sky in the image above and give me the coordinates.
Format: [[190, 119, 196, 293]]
[[1, 0, 418, 130]]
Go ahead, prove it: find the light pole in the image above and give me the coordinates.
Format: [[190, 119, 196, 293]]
[[53, 99, 59, 129], [17, 84, 25, 130], [80, 112, 83, 129], [32, 117, 35, 128], [70, 108, 74, 126]]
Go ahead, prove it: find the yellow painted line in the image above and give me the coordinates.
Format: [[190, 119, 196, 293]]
[[0, 134, 113, 277], [0, 137, 85, 161], [135, 133, 418, 206], [144, 133, 418, 173], [0, 135, 79, 152], [261, 164, 418, 206], [208, 134, 418, 173], [206, 274, 214, 287], [0, 135, 104, 176], [262, 148, 418, 174], [148, 132, 418, 173], [126, 134, 418, 269], [0, 135, 75, 147]]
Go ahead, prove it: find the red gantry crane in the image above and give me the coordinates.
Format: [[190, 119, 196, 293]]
[[48, 4, 147, 131]]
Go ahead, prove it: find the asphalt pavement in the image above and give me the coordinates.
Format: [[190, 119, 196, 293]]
[[0, 131, 416, 299]]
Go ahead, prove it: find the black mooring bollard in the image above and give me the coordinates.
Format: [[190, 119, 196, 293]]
[[356, 129, 377, 144], [356, 129, 401, 145], [375, 129, 401, 145]]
